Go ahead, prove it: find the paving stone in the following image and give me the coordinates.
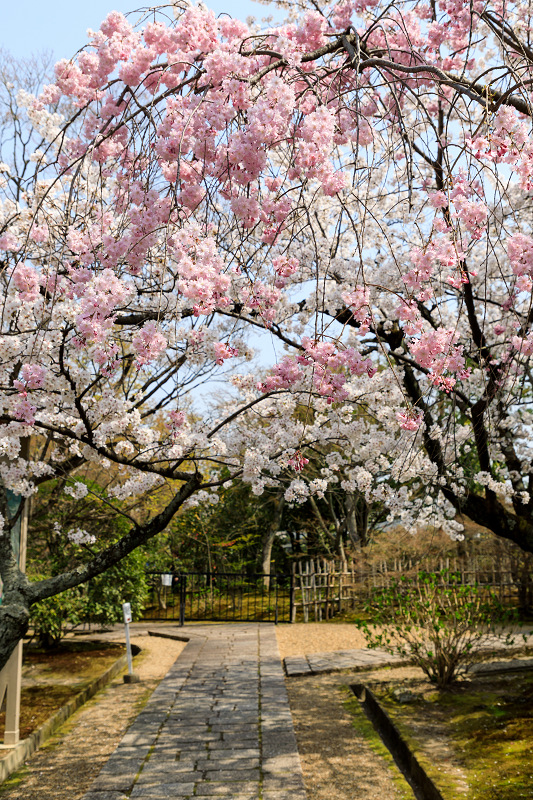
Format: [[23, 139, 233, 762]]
[[262, 777, 306, 792], [261, 737, 298, 758], [208, 742, 260, 754], [124, 796, 193, 800], [202, 768, 260, 781], [146, 757, 197, 770], [221, 734, 259, 745], [262, 754, 301, 773], [136, 770, 200, 785], [98, 757, 144, 775], [212, 724, 258, 734], [189, 782, 259, 795], [130, 784, 196, 798], [193, 795, 260, 800], [89, 774, 137, 792], [196, 757, 260, 770], [82, 794, 129, 800]]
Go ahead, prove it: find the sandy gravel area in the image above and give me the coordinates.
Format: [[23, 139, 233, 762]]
[[287, 673, 409, 800], [277, 624, 413, 800], [275, 622, 368, 658], [0, 635, 185, 800]]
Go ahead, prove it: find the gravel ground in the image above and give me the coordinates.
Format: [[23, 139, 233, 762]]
[[286, 672, 409, 800], [276, 624, 413, 800], [275, 622, 368, 658]]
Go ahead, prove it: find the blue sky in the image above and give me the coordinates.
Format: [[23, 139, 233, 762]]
[[2, 0, 280, 60]]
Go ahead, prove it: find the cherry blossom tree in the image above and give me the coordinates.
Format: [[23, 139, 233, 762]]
[[1, 0, 533, 668]]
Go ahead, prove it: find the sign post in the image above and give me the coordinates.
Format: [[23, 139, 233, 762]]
[[122, 602, 139, 684]]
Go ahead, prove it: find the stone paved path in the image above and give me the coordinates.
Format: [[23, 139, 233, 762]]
[[79, 624, 533, 800], [81, 624, 306, 800], [283, 632, 533, 676], [283, 647, 406, 677]]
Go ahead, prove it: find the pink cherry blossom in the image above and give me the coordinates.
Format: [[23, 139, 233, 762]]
[[13, 398, 37, 425], [3, 0, 533, 676], [213, 342, 239, 365], [288, 451, 309, 472], [396, 409, 424, 431], [12, 264, 40, 302], [132, 321, 168, 366]]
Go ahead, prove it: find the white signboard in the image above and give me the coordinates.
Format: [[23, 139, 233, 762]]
[[122, 602, 132, 624]]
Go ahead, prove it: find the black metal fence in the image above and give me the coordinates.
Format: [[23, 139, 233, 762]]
[[144, 571, 293, 624]]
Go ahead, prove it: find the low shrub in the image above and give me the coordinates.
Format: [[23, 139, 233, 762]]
[[358, 569, 521, 687]]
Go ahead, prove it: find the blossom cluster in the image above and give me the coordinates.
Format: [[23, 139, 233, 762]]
[[0, 0, 532, 548]]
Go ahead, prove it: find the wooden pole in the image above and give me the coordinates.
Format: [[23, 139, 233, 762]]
[[0, 439, 28, 746]]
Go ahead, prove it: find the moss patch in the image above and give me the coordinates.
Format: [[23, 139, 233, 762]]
[[371, 670, 533, 800], [0, 763, 28, 793], [441, 673, 533, 800], [23, 640, 124, 683]]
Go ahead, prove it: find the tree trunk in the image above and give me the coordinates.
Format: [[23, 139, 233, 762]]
[[0, 532, 32, 671], [355, 494, 370, 547], [261, 496, 284, 590], [0, 474, 201, 671], [0, 602, 30, 670], [345, 491, 371, 549]]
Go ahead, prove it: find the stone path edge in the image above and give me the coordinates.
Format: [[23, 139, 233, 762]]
[[0, 650, 132, 784], [80, 630, 208, 800]]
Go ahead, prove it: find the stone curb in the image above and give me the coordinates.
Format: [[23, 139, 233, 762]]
[[469, 656, 533, 675], [147, 630, 190, 643], [0, 648, 133, 784], [283, 649, 410, 677], [351, 683, 444, 800]]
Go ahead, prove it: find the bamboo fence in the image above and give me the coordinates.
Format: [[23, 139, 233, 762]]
[[290, 552, 533, 622]]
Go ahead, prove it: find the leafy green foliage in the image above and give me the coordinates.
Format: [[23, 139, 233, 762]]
[[27, 475, 149, 647], [358, 570, 519, 687], [29, 584, 87, 649], [29, 550, 148, 648], [83, 548, 148, 626]]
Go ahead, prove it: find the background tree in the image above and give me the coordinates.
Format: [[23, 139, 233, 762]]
[[1, 0, 533, 670]]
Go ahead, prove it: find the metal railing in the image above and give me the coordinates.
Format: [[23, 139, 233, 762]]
[[144, 571, 293, 624]]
